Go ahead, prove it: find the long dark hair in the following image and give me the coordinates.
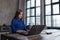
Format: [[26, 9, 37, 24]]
[[14, 9, 23, 19]]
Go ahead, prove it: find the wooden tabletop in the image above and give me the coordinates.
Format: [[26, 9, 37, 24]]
[[1, 29, 60, 40]]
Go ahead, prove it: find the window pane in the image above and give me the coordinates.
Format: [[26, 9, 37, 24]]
[[53, 4, 59, 14], [27, 1, 30, 8], [36, 7, 40, 16], [45, 0, 51, 5], [52, 0, 59, 3], [36, 17, 40, 25], [36, 0, 40, 6], [46, 16, 51, 26], [31, 9, 35, 16], [45, 5, 51, 15], [30, 17, 35, 25], [27, 9, 30, 16], [27, 17, 30, 25], [53, 15, 60, 27], [31, 0, 35, 7]]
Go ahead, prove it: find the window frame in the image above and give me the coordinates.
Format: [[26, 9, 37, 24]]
[[26, 0, 41, 25], [44, 0, 60, 28]]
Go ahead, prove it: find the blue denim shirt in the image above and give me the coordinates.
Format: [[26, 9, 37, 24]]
[[11, 18, 26, 33]]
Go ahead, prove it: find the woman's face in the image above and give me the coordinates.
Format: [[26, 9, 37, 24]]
[[18, 12, 24, 19]]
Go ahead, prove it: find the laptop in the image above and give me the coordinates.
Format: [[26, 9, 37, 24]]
[[19, 25, 45, 36]]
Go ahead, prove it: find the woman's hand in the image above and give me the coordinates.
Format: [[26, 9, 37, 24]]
[[16, 30, 27, 33], [27, 30, 30, 32]]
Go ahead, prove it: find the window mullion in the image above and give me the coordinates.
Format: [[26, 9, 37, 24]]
[[51, 0, 53, 27], [35, 0, 36, 25], [59, 0, 60, 14]]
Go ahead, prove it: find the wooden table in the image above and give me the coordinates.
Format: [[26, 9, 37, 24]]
[[1, 29, 60, 40]]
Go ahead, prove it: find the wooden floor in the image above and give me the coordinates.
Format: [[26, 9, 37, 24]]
[[1, 29, 60, 40]]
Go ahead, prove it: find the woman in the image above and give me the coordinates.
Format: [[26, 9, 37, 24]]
[[11, 9, 27, 33]]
